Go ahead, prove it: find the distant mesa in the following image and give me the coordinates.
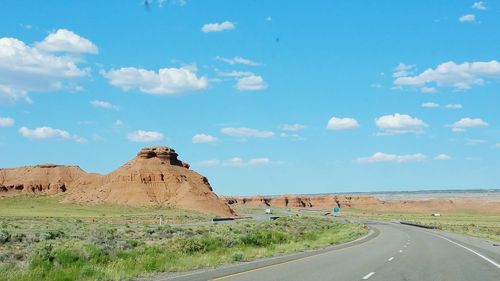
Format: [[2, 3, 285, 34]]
[[0, 146, 234, 217]]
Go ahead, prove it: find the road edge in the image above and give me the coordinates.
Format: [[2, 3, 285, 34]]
[[144, 224, 380, 281]]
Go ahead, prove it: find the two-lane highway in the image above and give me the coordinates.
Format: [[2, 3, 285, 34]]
[[152, 221, 500, 281]]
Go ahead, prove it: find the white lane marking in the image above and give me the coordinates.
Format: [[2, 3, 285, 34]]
[[399, 250, 403, 253], [408, 226, 500, 270], [388, 257, 394, 261], [437, 236, 500, 269], [362, 272, 375, 279]]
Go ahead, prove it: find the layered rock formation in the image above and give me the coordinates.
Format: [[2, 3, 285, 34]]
[[0, 147, 235, 217], [222, 194, 500, 214], [221, 194, 382, 209], [0, 164, 86, 195]]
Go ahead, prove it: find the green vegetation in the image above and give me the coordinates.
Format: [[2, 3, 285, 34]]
[[0, 195, 210, 223], [346, 208, 500, 241], [0, 197, 367, 281]]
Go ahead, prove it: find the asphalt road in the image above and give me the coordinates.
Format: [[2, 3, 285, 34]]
[[154, 221, 500, 281]]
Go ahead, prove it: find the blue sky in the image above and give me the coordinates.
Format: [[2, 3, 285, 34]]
[[0, 1, 499, 195]]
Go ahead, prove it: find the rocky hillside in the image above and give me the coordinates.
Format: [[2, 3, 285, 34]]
[[0, 147, 234, 217]]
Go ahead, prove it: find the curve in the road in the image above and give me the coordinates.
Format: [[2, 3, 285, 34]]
[[147, 221, 500, 281]]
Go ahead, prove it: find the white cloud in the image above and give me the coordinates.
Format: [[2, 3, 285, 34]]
[[198, 159, 220, 167], [420, 87, 437, 93], [90, 100, 118, 110], [0, 31, 95, 103], [448, 118, 488, 132], [226, 157, 244, 167], [472, 1, 487, 10], [421, 102, 439, 108], [225, 157, 279, 167], [393, 60, 500, 91], [326, 117, 359, 130], [281, 124, 306, 132], [113, 119, 124, 128], [375, 113, 427, 135], [236, 75, 267, 91], [248, 158, 272, 166], [35, 29, 98, 54], [0, 117, 14, 127], [445, 103, 463, 109], [459, 14, 476, 23], [221, 127, 274, 138], [266, 16, 272, 21], [192, 133, 218, 144], [356, 152, 426, 164], [102, 66, 208, 95], [494, 143, 500, 148], [434, 154, 452, 161], [127, 130, 164, 142], [216, 56, 259, 66], [393, 63, 415, 78], [202, 21, 235, 33], [218, 71, 254, 78], [19, 126, 85, 143]]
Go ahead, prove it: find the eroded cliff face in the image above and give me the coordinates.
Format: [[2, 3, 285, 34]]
[[0, 164, 86, 195], [221, 194, 382, 209], [221, 194, 500, 214], [1, 147, 235, 217]]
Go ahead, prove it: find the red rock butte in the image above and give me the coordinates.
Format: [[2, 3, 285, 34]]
[[0, 146, 235, 217]]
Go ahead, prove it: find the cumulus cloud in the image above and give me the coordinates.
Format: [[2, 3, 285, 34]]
[[326, 117, 359, 130], [236, 75, 267, 91], [202, 21, 235, 33], [459, 14, 476, 23], [434, 154, 452, 161], [472, 1, 487, 10], [281, 124, 306, 132], [393, 63, 415, 78], [192, 133, 218, 144], [393, 60, 500, 91], [221, 127, 274, 138], [356, 152, 426, 164], [448, 118, 488, 132], [0, 30, 96, 103], [90, 100, 118, 110], [216, 56, 260, 66], [0, 117, 14, 127], [127, 130, 164, 142], [102, 66, 208, 95], [494, 143, 500, 149], [421, 102, 439, 108], [19, 126, 85, 143], [375, 113, 427, 135], [445, 103, 463, 109], [35, 29, 98, 54]]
